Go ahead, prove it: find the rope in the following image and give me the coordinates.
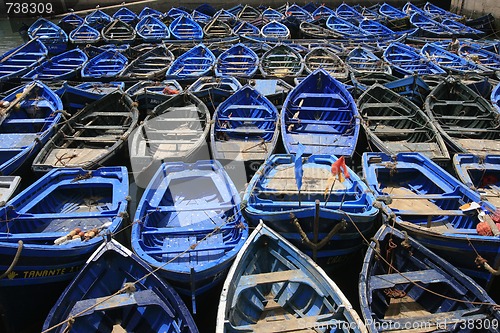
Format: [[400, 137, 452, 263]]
[[340, 210, 498, 308], [42, 201, 246, 333], [0, 240, 23, 279], [289, 213, 347, 250]]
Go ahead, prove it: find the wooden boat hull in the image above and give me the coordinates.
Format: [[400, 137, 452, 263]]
[[358, 83, 450, 163], [28, 18, 68, 54], [32, 91, 139, 172], [128, 92, 210, 188], [363, 152, 500, 289], [211, 85, 279, 164], [425, 77, 500, 156], [120, 44, 174, 80], [361, 224, 500, 333], [0, 39, 48, 82], [166, 44, 216, 78], [125, 79, 182, 113], [243, 154, 379, 266], [453, 154, 500, 209], [216, 222, 367, 333], [0, 81, 62, 175], [189, 76, 242, 113], [0, 166, 129, 287], [215, 43, 259, 78], [81, 50, 128, 79], [131, 160, 248, 296], [281, 69, 359, 157], [42, 239, 199, 333]]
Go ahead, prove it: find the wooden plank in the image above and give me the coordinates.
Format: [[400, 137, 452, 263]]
[[370, 269, 446, 290], [239, 269, 304, 286]]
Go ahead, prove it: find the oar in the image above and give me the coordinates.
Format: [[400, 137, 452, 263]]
[[0, 37, 40, 64]]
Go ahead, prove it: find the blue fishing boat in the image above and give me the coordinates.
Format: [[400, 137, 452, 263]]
[[112, 7, 138, 24], [425, 77, 500, 156], [0, 39, 48, 82], [421, 43, 492, 75], [188, 76, 242, 112], [28, 18, 68, 54], [360, 223, 500, 333], [346, 46, 392, 75], [135, 15, 170, 42], [191, 10, 212, 25], [281, 69, 359, 157], [312, 4, 335, 19], [259, 43, 303, 78], [357, 83, 449, 162], [453, 154, 500, 209], [383, 42, 446, 76], [215, 43, 258, 78], [424, 2, 464, 21], [304, 47, 349, 80], [0, 166, 129, 287], [22, 48, 88, 81], [379, 3, 410, 30], [131, 160, 248, 301], [43, 239, 199, 333], [0, 81, 62, 175], [55, 81, 124, 115], [210, 85, 279, 165], [261, 20, 290, 39], [284, 3, 313, 21], [128, 91, 209, 187], [459, 44, 500, 73], [363, 152, 500, 288], [81, 50, 128, 79], [84, 9, 112, 30], [383, 74, 431, 106], [410, 12, 455, 37], [326, 15, 372, 38], [232, 21, 260, 36], [68, 24, 101, 44], [58, 13, 84, 33], [242, 154, 378, 265], [217, 221, 368, 332], [336, 3, 364, 23], [195, 3, 216, 17], [166, 44, 215, 78], [302, 2, 317, 13], [125, 79, 182, 113], [359, 19, 413, 37], [379, 3, 409, 20], [32, 91, 139, 172], [169, 14, 204, 40], [262, 8, 284, 21], [166, 7, 190, 20], [120, 44, 174, 80], [138, 6, 164, 19], [442, 19, 485, 38]]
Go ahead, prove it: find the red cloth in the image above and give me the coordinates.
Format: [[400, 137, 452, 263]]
[[331, 156, 350, 179]]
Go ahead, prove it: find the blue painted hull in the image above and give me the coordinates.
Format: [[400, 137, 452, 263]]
[[281, 69, 359, 157], [215, 43, 258, 78], [136, 15, 170, 42], [421, 43, 491, 75], [453, 154, 500, 209], [0, 166, 129, 287], [23, 48, 88, 81], [42, 239, 199, 333], [211, 85, 279, 163], [189, 76, 241, 112], [132, 160, 248, 296], [28, 18, 68, 55], [243, 154, 379, 266], [384, 42, 446, 76], [169, 15, 203, 40], [0, 81, 62, 175], [166, 44, 215, 78], [363, 152, 500, 289], [217, 222, 367, 332], [0, 39, 48, 82], [81, 50, 128, 79]]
